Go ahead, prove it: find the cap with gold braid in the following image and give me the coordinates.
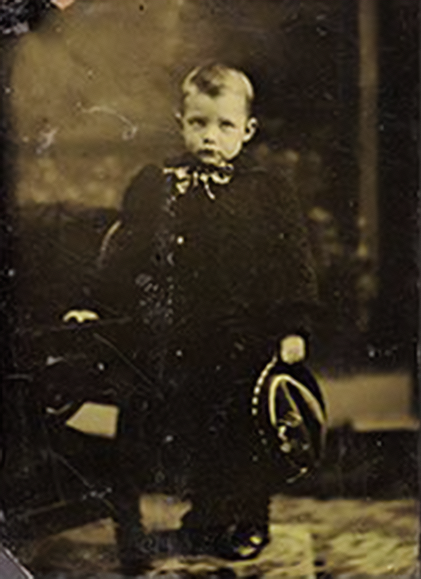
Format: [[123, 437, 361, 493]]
[[252, 355, 327, 482]]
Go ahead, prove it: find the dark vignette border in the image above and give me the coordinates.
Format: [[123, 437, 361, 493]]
[[0, 1, 418, 577]]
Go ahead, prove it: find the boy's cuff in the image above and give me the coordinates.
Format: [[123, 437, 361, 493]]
[[280, 335, 306, 364]]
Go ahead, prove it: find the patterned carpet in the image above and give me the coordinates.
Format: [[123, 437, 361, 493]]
[[17, 494, 419, 578], [270, 496, 419, 577]]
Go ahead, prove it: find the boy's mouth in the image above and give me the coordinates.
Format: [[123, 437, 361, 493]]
[[197, 148, 224, 163]]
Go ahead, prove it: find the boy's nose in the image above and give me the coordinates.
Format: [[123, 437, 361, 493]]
[[202, 126, 218, 144], [203, 135, 216, 145]]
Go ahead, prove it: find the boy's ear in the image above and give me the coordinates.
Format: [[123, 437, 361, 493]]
[[243, 117, 258, 143], [175, 111, 183, 127]]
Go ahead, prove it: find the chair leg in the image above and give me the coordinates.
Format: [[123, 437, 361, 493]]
[[111, 488, 152, 575]]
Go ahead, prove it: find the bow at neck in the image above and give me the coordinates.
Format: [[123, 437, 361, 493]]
[[163, 162, 234, 200]]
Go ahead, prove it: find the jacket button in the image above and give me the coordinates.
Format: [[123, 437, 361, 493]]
[[176, 235, 185, 245]]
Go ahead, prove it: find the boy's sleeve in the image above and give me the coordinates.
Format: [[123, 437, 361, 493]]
[[81, 164, 164, 318], [260, 173, 319, 343], [120, 164, 164, 224]]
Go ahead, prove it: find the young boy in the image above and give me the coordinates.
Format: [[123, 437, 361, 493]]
[[71, 63, 321, 570]]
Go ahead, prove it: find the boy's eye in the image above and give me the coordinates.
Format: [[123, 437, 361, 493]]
[[220, 119, 236, 130], [188, 117, 207, 128]]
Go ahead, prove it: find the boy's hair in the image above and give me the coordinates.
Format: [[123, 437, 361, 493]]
[[181, 63, 255, 116]]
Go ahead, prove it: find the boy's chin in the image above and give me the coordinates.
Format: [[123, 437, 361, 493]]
[[195, 150, 231, 167]]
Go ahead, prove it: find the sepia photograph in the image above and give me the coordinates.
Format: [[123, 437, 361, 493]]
[[0, 1, 418, 577]]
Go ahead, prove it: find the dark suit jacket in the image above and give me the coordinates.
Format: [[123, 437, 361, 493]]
[[86, 152, 318, 390]]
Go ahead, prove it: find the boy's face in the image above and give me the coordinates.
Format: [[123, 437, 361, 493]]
[[179, 88, 257, 166]]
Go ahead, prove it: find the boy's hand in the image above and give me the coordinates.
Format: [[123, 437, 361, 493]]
[[280, 335, 306, 364], [62, 309, 100, 323]]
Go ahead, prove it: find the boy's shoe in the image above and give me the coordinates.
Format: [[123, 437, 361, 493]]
[[178, 524, 269, 561], [213, 524, 270, 561]]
